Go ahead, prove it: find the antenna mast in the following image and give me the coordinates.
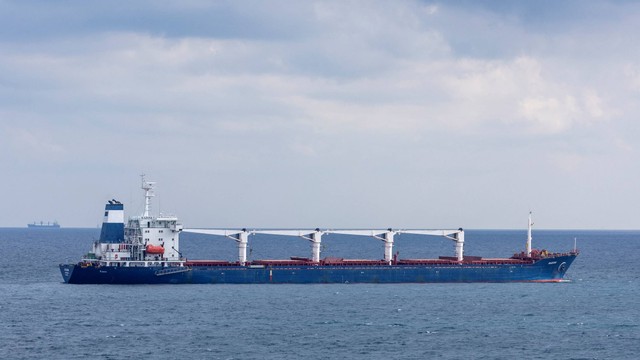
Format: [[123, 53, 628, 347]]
[[141, 174, 156, 217], [526, 211, 533, 257]]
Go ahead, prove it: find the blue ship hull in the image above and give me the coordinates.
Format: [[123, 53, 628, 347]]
[[60, 255, 577, 284]]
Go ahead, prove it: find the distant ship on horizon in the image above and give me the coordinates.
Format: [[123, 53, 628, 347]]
[[28, 221, 61, 229]]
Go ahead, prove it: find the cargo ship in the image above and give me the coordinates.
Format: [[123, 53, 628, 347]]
[[59, 178, 578, 284], [28, 221, 61, 229]]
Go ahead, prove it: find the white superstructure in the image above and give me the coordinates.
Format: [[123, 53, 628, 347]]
[[124, 176, 184, 262], [87, 175, 184, 267]]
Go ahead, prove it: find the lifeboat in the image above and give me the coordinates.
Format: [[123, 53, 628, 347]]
[[145, 244, 165, 254]]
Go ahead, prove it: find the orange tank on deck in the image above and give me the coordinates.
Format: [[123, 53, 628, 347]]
[[145, 245, 165, 254]]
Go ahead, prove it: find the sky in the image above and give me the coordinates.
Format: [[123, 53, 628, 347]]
[[1, 0, 639, 229]]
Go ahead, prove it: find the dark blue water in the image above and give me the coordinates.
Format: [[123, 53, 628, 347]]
[[1, 228, 638, 359]]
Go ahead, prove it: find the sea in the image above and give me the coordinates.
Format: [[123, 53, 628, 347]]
[[0, 228, 638, 359]]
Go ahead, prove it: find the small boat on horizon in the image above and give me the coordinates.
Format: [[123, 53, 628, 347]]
[[28, 221, 61, 229]]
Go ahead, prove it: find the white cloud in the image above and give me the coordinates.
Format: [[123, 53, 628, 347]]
[[289, 141, 318, 157], [582, 90, 604, 119], [518, 96, 578, 134], [0, 0, 639, 228], [3, 126, 66, 159], [624, 63, 640, 91]]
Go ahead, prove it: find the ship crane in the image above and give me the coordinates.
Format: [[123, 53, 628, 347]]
[[182, 228, 251, 265], [328, 228, 465, 263], [327, 229, 398, 264], [398, 229, 465, 261], [183, 227, 466, 264], [254, 229, 324, 262]]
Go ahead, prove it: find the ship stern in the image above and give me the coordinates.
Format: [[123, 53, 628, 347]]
[[59, 264, 75, 283]]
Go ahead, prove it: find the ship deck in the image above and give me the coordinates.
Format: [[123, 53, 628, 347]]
[[183, 255, 574, 267]]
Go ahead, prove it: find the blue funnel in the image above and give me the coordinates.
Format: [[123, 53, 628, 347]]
[[99, 201, 124, 243]]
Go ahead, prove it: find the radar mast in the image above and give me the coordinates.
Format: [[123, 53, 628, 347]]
[[141, 174, 156, 218]]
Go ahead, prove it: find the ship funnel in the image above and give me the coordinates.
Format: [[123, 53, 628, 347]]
[[99, 201, 125, 243]]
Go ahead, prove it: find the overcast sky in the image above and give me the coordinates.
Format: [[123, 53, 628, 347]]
[[1, 0, 639, 229]]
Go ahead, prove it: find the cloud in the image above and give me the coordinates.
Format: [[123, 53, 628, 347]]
[[0, 1, 639, 228], [2, 126, 66, 159], [624, 63, 640, 92], [0, 4, 617, 138]]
